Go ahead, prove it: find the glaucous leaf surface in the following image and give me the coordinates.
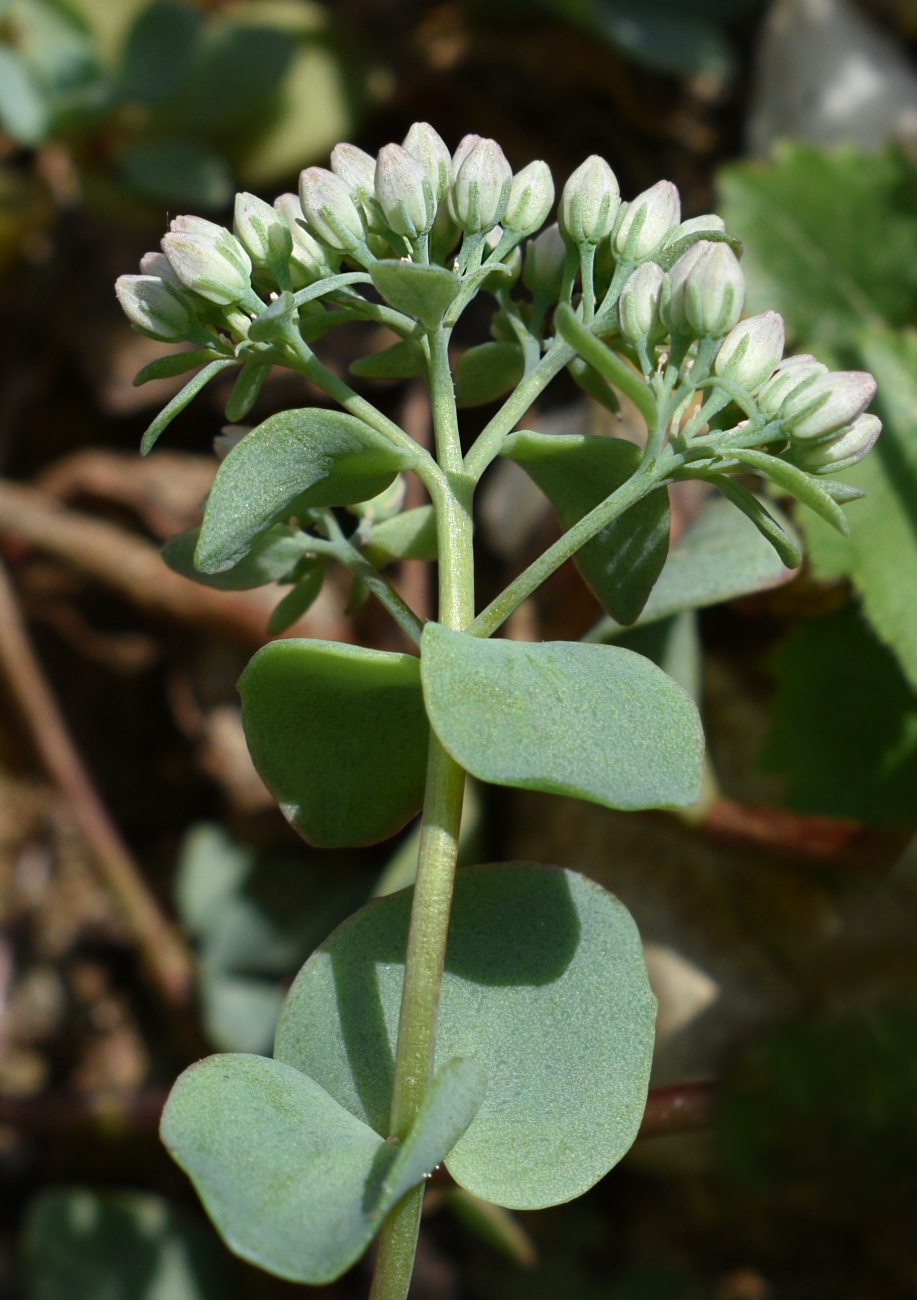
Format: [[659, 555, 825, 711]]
[[370, 261, 461, 330], [798, 329, 917, 690], [276, 863, 656, 1208], [364, 505, 438, 566], [420, 625, 703, 811], [195, 409, 415, 573], [266, 563, 325, 634], [133, 348, 224, 386], [163, 525, 308, 591], [455, 342, 525, 407], [238, 640, 429, 847], [25, 1187, 233, 1300], [141, 360, 238, 455], [350, 341, 424, 380], [503, 430, 670, 625], [161, 1054, 484, 1284], [593, 494, 799, 633]]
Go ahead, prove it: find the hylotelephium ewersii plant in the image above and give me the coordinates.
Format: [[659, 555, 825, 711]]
[[116, 126, 881, 1298]]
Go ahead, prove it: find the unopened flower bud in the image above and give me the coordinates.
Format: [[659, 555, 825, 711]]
[[234, 192, 293, 271], [374, 143, 437, 238], [614, 180, 680, 261], [452, 138, 513, 234], [791, 412, 882, 472], [782, 370, 878, 441], [666, 240, 744, 338], [298, 167, 365, 252], [161, 221, 252, 306], [452, 134, 481, 176], [274, 193, 338, 286], [403, 122, 452, 203], [559, 155, 620, 245], [663, 213, 725, 248], [502, 160, 554, 237], [618, 262, 664, 343], [116, 274, 194, 341], [757, 355, 828, 416], [714, 311, 786, 392], [330, 143, 377, 201], [523, 221, 566, 299], [139, 250, 182, 286]]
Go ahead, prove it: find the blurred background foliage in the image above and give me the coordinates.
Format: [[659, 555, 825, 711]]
[[2, 0, 917, 1298]]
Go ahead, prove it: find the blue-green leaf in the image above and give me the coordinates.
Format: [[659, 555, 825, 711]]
[[276, 862, 656, 1209], [364, 505, 438, 567], [455, 342, 524, 407], [163, 525, 308, 591], [370, 261, 460, 330], [140, 359, 238, 456], [133, 349, 224, 386], [238, 640, 429, 847], [350, 341, 425, 380]]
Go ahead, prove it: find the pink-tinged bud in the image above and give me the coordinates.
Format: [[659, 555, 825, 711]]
[[161, 221, 252, 305], [451, 133, 481, 176], [330, 143, 377, 200], [273, 193, 338, 286], [663, 213, 725, 249], [559, 155, 620, 245], [757, 354, 828, 416], [523, 222, 566, 299], [115, 274, 194, 341], [451, 137, 513, 234], [374, 143, 437, 239], [618, 261, 664, 343], [234, 191, 293, 271], [783, 370, 878, 440], [614, 180, 681, 261], [502, 160, 554, 237], [169, 215, 225, 238], [298, 167, 365, 252], [792, 412, 882, 473], [714, 311, 786, 392], [139, 250, 182, 286], [402, 122, 452, 203], [665, 240, 744, 338]]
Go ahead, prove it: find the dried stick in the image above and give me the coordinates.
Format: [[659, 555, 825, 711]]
[[0, 557, 194, 1005], [638, 1080, 717, 1137], [703, 797, 904, 870]]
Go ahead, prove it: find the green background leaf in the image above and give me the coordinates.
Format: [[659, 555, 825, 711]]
[[503, 431, 670, 625], [196, 409, 415, 573], [276, 862, 656, 1209], [163, 526, 307, 591], [239, 640, 429, 847], [421, 625, 703, 811], [364, 505, 438, 567], [455, 342, 525, 407]]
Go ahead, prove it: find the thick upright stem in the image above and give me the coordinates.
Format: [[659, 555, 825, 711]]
[[369, 322, 472, 1300]]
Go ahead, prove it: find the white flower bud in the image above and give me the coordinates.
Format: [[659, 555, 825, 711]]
[[403, 122, 452, 203], [273, 193, 338, 286], [618, 261, 664, 343], [161, 221, 252, 306], [234, 191, 293, 271], [666, 240, 744, 338], [523, 221, 566, 298], [663, 214, 725, 248], [115, 274, 194, 341], [374, 143, 437, 238], [452, 138, 513, 234], [298, 166, 366, 252], [330, 143, 377, 201], [614, 180, 680, 261], [452, 133, 481, 176], [559, 155, 620, 245], [714, 311, 786, 392], [139, 250, 182, 286], [502, 160, 554, 237], [757, 355, 828, 416], [782, 370, 878, 441], [792, 412, 882, 472]]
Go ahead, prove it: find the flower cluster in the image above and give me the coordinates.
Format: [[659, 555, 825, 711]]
[[114, 123, 880, 475]]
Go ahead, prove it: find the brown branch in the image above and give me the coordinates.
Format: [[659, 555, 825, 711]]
[[0, 557, 194, 1006], [703, 797, 905, 871], [638, 1080, 717, 1137], [0, 479, 349, 647]]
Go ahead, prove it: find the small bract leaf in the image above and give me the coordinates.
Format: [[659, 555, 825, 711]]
[[238, 640, 429, 847], [455, 342, 524, 407], [133, 348, 224, 386], [503, 430, 670, 625], [266, 563, 325, 634], [161, 1053, 483, 1285], [364, 505, 438, 567], [712, 477, 803, 570], [350, 341, 425, 380], [141, 359, 238, 455], [421, 625, 703, 810], [163, 526, 308, 590], [370, 261, 461, 330], [276, 862, 656, 1209], [196, 409, 416, 573]]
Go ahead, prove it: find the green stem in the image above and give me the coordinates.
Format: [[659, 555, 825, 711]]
[[469, 458, 673, 638], [310, 521, 424, 647], [369, 323, 474, 1300]]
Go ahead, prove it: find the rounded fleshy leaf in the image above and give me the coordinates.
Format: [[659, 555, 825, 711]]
[[238, 640, 429, 847], [275, 862, 656, 1209], [420, 625, 703, 811]]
